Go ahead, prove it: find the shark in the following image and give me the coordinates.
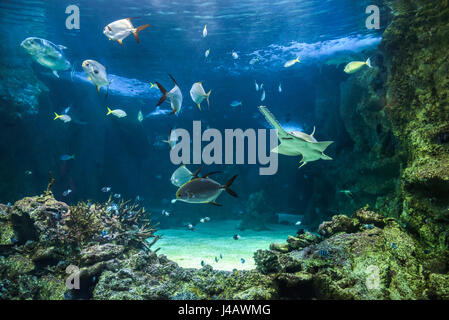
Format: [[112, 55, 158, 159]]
[[259, 106, 334, 168]]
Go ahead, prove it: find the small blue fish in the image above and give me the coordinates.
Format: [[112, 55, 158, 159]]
[[318, 250, 330, 258], [364, 224, 375, 230], [390, 243, 398, 249], [60, 154, 75, 161], [113, 193, 121, 199], [101, 187, 111, 193], [101, 230, 108, 237], [220, 254, 223, 259], [230, 101, 242, 108], [63, 105, 71, 114], [215, 257, 219, 263], [240, 258, 245, 264], [62, 189, 72, 197], [201, 260, 205, 267]]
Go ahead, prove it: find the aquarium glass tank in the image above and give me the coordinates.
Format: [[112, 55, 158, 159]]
[[0, 0, 448, 301]]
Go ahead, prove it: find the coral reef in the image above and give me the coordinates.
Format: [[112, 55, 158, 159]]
[[0, 188, 278, 300]]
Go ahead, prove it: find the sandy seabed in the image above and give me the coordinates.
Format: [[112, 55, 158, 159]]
[[154, 220, 297, 271]]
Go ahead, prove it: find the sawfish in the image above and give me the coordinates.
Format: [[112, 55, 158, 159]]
[[259, 106, 333, 168]]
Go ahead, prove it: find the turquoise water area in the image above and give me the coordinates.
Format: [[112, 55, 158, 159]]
[[155, 220, 297, 270]]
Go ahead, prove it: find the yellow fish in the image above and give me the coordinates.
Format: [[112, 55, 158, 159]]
[[284, 57, 300, 68], [344, 58, 372, 74]]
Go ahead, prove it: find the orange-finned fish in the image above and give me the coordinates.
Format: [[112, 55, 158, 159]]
[[103, 18, 150, 45]]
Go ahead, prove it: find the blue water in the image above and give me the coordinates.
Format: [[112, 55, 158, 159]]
[[0, 0, 384, 231]]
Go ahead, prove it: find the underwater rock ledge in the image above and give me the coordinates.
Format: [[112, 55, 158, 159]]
[[1, 192, 449, 300]]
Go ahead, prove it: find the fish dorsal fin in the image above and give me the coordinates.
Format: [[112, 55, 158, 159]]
[[202, 171, 222, 179], [210, 201, 222, 207], [258, 106, 288, 137], [168, 74, 178, 86], [311, 126, 316, 137], [192, 166, 203, 179]]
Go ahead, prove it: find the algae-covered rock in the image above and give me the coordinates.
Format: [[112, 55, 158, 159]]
[[0, 206, 15, 246], [10, 193, 69, 244], [318, 215, 359, 237], [257, 211, 439, 299], [80, 244, 125, 266], [379, 0, 449, 246], [254, 249, 281, 274], [426, 273, 449, 299], [353, 207, 386, 227]]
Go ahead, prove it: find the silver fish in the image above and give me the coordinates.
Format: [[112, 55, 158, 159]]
[[176, 169, 238, 206], [103, 18, 150, 45], [20, 37, 71, 78], [155, 74, 182, 115], [82, 60, 110, 93]]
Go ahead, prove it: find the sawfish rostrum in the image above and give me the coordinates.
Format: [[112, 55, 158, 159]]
[[259, 106, 333, 168]]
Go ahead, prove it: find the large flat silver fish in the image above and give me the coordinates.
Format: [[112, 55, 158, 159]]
[[103, 18, 150, 45], [20, 37, 71, 78], [176, 170, 238, 206], [82, 59, 110, 93], [155, 74, 183, 115]]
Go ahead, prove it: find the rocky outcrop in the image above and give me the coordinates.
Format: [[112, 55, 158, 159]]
[[379, 0, 449, 247], [0, 192, 278, 300], [255, 209, 448, 299]]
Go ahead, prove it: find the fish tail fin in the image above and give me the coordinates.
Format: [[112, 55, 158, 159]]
[[133, 24, 150, 43], [54, 113, 61, 120], [366, 58, 372, 68], [314, 141, 334, 153], [223, 175, 238, 198], [107, 107, 113, 115], [156, 82, 168, 106], [205, 90, 211, 107]]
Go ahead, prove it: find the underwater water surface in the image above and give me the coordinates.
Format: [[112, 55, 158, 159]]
[[1, 0, 386, 272]]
